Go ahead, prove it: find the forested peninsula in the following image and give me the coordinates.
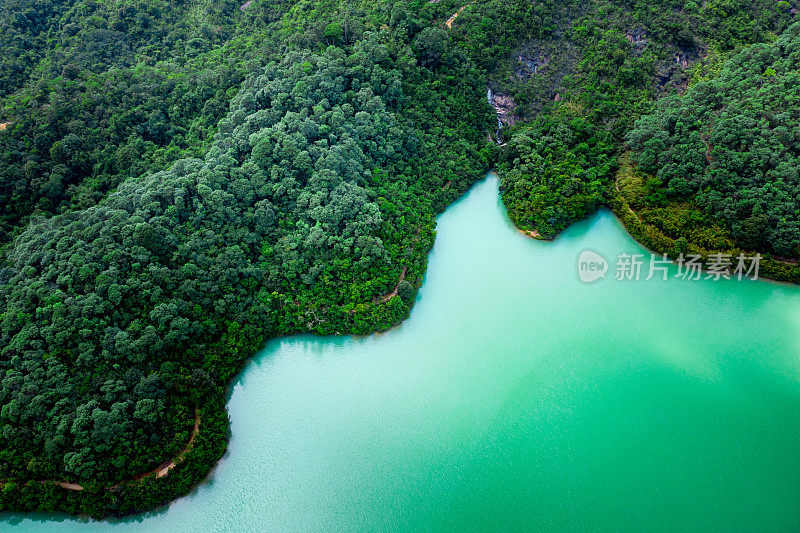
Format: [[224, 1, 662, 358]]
[[0, 0, 798, 517]]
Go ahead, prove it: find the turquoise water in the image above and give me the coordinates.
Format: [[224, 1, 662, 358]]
[[4, 174, 800, 531]]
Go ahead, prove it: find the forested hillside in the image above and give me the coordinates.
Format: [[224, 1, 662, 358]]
[[1, 0, 799, 518], [0, 0, 494, 515], [0, 0, 268, 243], [495, 0, 797, 239], [627, 23, 800, 258]]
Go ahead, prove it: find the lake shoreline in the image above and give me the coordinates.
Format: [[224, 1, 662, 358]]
[[0, 171, 491, 521]]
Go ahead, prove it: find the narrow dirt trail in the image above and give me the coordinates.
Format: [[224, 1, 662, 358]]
[[520, 228, 542, 239], [155, 410, 201, 478], [445, 5, 468, 28], [1, 408, 201, 492], [51, 482, 84, 491], [378, 267, 408, 303], [615, 174, 643, 221]]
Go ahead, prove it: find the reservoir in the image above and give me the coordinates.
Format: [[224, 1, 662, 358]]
[[4, 174, 800, 531]]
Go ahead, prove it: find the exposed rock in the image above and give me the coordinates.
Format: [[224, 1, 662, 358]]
[[674, 51, 690, 68], [625, 27, 649, 54], [487, 89, 518, 128], [653, 44, 706, 97], [516, 52, 549, 78], [508, 39, 578, 117]]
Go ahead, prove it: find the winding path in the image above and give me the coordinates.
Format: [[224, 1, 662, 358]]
[[155, 410, 201, 478], [445, 5, 469, 28], [1, 407, 200, 493], [378, 267, 408, 303]]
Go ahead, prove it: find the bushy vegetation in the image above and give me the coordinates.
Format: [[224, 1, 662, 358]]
[[0, 0, 798, 517], [494, 0, 797, 239], [0, 2, 493, 514], [628, 23, 800, 257], [0, 0, 277, 244], [500, 115, 616, 238]]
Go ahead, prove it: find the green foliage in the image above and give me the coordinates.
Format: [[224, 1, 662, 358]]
[[0, 10, 493, 514], [500, 115, 616, 238], [0, 0, 797, 518], [495, 0, 797, 244], [413, 27, 449, 68], [0, 0, 278, 245], [628, 23, 800, 256]]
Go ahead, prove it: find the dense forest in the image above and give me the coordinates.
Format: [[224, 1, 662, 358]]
[[494, 0, 798, 241], [0, 0, 495, 515], [0, 0, 799, 518], [0, 0, 260, 243], [627, 24, 800, 257]]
